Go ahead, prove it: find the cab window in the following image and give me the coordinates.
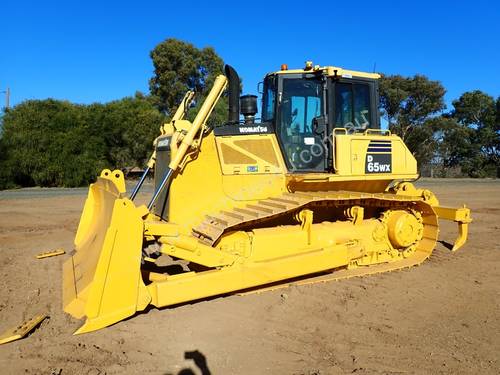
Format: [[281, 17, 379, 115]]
[[334, 82, 372, 130], [276, 77, 325, 171]]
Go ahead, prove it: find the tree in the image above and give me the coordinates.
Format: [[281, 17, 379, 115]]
[[0, 99, 107, 188], [497, 97, 500, 127], [379, 74, 446, 164], [149, 38, 226, 124], [430, 115, 469, 170], [87, 94, 165, 168], [445, 91, 499, 176], [0, 96, 165, 189]]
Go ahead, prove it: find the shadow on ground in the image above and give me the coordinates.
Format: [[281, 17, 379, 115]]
[[164, 350, 211, 375]]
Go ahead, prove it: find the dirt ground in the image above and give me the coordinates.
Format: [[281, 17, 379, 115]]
[[0, 179, 499, 374]]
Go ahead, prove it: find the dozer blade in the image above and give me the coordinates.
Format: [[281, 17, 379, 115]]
[[63, 169, 151, 334]]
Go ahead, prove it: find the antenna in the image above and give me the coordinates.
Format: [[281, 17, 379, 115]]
[[372, 62, 377, 73]]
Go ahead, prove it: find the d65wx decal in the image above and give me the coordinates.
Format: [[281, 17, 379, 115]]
[[365, 153, 392, 173]]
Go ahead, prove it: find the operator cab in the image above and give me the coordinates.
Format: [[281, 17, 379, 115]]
[[262, 63, 380, 172], [215, 63, 381, 174]]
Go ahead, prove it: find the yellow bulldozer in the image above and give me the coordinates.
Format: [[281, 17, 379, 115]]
[[63, 62, 472, 334]]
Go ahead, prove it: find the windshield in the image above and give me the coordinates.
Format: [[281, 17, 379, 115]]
[[277, 77, 325, 171]]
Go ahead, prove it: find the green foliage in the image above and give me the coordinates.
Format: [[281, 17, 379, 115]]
[[0, 100, 101, 187], [379, 74, 446, 164], [446, 91, 499, 177], [380, 75, 499, 177], [149, 38, 225, 124], [86, 94, 165, 168], [186, 95, 228, 128], [0, 96, 165, 189]]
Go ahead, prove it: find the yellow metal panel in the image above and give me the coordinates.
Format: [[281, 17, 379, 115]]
[[233, 138, 280, 166], [219, 143, 257, 164], [334, 134, 418, 177], [392, 140, 406, 173], [148, 243, 351, 308], [350, 139, 367, 175], [240, 219, 383, 262], [168, 133, 284, 228], [168, 131, 287, 231], [287, 177, 393, 193], [335, 135, 351, 175], [168, 133, 231, 231], [221, 174, 286, 201], [215, 134, 285, 175]]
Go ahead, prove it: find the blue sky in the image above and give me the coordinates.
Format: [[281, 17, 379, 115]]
[[1, 0, 499, 111]]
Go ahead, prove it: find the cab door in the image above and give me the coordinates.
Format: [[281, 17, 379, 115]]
[[328, 78, 380, 173], [275, 74, 328, 172]]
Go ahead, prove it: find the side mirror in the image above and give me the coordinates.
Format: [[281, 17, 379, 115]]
[[257, 81, 264, 94]]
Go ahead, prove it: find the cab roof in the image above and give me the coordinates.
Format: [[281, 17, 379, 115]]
[[268, 63, 380, 80]]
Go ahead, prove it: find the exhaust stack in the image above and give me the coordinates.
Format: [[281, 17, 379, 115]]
[[224, 65, 240, 124]]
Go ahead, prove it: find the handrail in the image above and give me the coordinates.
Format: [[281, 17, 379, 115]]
[[364, 128, 391, 136]]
